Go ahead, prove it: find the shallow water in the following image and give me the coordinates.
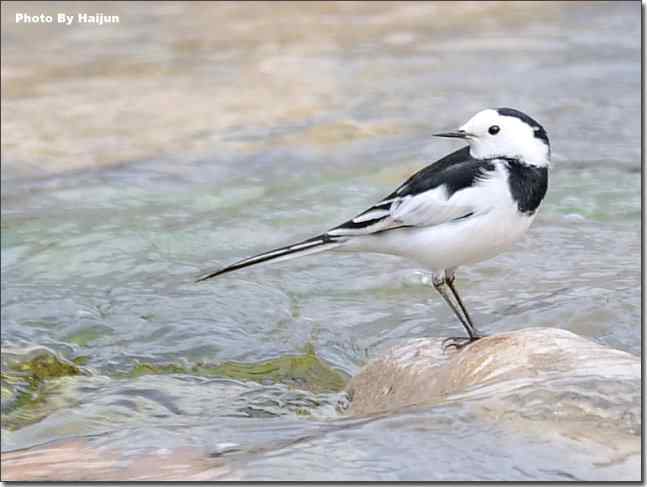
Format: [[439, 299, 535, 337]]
[[1, 1, 641, 481]]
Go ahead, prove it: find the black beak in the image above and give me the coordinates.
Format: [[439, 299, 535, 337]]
[[433, 130, 472, 139]]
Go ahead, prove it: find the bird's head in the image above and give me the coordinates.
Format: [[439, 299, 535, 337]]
[[434, 108, 550, 167]]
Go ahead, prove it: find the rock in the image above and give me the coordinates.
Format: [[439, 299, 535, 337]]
[[0, 439, 237, 481], [345, 327, 641, 480], [346, 328, 639, 418]]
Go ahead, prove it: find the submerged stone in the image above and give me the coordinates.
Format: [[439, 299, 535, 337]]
[[127, 343, 347, 393], [1, 346, 89, 431], [64, 325, 114, 347]]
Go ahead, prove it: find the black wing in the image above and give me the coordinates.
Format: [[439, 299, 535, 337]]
[[327, 146, 496, 237]]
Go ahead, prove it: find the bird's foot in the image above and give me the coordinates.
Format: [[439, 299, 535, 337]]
[[441, 335, 483, 353]]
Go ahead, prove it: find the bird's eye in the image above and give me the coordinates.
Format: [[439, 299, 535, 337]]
[[488, 125, 500, 135]]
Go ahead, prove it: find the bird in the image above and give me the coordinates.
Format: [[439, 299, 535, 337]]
[[196, 108, 550, 350]]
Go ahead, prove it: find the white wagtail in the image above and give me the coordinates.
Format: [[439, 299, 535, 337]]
[[197, 108, 550, 349]]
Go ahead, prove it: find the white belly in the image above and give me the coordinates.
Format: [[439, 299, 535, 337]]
[[340, 207, 535, 273]]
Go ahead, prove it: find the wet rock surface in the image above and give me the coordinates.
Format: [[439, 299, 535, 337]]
[[346, 328, 639, 418], [1, 440, 236, 481], [345, 328, 641, 480]]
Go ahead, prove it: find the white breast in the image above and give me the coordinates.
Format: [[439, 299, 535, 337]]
[[340, 161, 535, 272]]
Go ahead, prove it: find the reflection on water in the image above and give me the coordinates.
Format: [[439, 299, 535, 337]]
[[0, 0, 641, 481]]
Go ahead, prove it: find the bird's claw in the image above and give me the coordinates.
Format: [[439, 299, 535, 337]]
[[441, 335, 482, 353]]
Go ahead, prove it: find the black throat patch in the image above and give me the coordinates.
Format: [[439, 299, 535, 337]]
[[503, 159, 548, 215]]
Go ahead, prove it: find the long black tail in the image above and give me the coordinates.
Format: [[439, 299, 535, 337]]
[[195, 234, 341, 283]]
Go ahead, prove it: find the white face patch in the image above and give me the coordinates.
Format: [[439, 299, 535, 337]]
[[460, 109, 550, 167]]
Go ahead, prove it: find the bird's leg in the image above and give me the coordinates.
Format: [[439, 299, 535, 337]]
[[432, 273, 481, 352], [445, 271, 483, 340], [432, 274, 474, 338]]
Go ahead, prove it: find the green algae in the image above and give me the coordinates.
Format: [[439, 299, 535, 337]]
[[1, 347, 87, 431], [72, 356, 90, 366], [8, 350, 83, 385], [129, 362, 187, 377], [64, 325, 113, 347], [1, 344, 346, 432], [128, 344, 347, 393]]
